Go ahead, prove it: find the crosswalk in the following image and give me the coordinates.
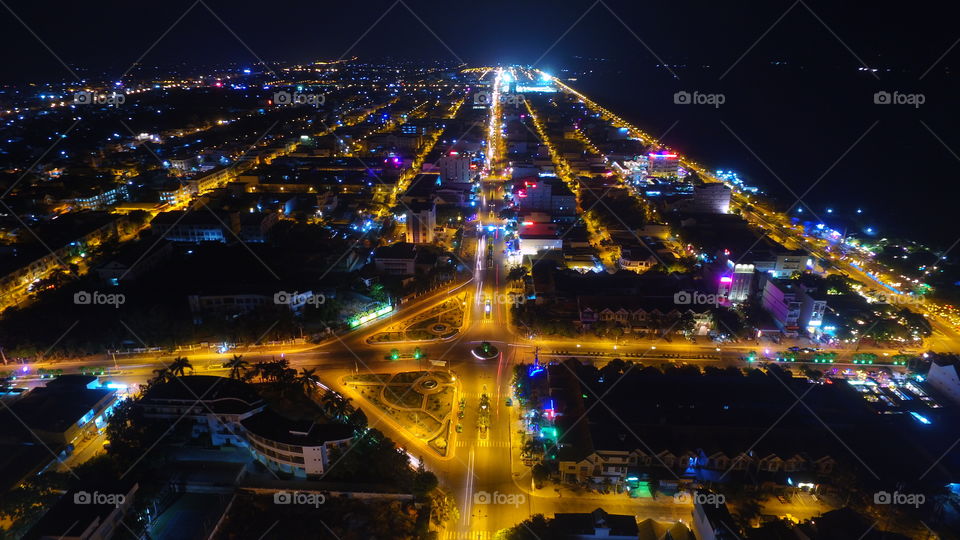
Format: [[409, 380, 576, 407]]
[[442, 530, 494, 540], [456, 439, 510, 448]]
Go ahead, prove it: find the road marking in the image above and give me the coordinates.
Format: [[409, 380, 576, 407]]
[[443, 531, 493, 539], [458, 439, 509, 448], [461, 447, 475, 527]]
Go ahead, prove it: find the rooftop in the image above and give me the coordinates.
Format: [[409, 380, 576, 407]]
[[240, 408, 354, 446]]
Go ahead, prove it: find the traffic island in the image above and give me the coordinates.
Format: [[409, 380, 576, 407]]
[[471, 341, 500, 360], [366, 294, 467, 344], [343, 371, 456, 457]]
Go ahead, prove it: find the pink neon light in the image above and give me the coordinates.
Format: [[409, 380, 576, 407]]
[[720, 276, 733, 284]]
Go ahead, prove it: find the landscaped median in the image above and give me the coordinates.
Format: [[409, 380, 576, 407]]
[[365, 293, 468, 344], [343, 371, 458, 457]]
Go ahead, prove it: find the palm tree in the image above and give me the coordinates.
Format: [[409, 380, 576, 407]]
[[168, 356, 192, 377], [295, 368, 320, 395], [150, 367, 173, 385], [322, 390, 353, 421], [226, 354, 248, 380], [246, 360, 269, 382]]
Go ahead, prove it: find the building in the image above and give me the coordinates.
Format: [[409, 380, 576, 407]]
[[241, 408, 354, 478], [516, 179, 576, 217], [238, 211, 280, 243], [750, 250, 808, 278], [437, 152, 472, 184], [689, 183, 731, 214], [29, 483, 139, 540], [927, 356, 960, 406], [518, 223, 562, 255], [0, 212, 124, 309], [2, 375, 118, 446], [577, 295, 713, 336], [374, 242, 417, 275], [406, 200, 436, 244], [96, 240, 174, 285], [138, 375, 265, 446], [761, 279, 827, 336], [617, 246, 659, 273], [552, 367, 840, 490], [157, 180, 196, 206], [551, 508, 639, 540], [150, 210, 238, 243], [70, 184, 130, 210], [717, 263, 755, 304], [692, 494, 741, 540], [647, 151, 679, 177]]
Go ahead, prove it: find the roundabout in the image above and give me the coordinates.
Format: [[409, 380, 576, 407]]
[[471, 341, 500, 360]]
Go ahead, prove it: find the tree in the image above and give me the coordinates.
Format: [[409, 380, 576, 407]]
[[295, 367, 320, 396], [226, 354, 248, 380], [531, 463, 551, 487], [168, 356, 192, 377], [322, 390, 353, 421], [498, 514, 554, 539], [149, 367, 173, 386], [507, 265, 529, 283], [413, 471, 439, 500], [429, 491, 459, 526]]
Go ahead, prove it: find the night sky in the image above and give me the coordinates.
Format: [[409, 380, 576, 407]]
[[2, 0, 959, 244], [1, 1, 958, 81]]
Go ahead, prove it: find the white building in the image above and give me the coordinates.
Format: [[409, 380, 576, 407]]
[[241, 409, 354, 478]]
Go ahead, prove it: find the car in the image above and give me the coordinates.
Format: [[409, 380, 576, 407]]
[[505, 398, 513, 406]]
